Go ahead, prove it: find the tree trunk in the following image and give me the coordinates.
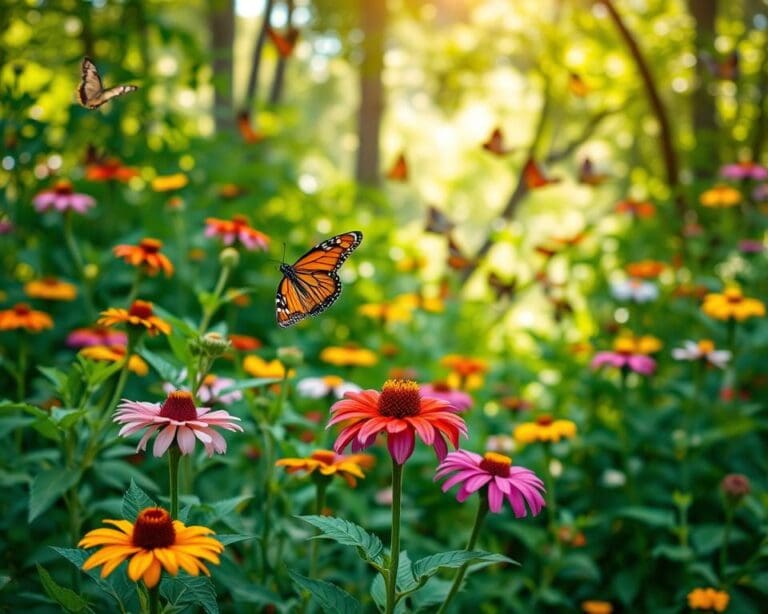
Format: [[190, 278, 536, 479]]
[[687, 0, 719, 176], [209, 0, 235, 132], [355, 0, 386, 186], [268, 0, 294, 105], [244, 0, 275, 111]]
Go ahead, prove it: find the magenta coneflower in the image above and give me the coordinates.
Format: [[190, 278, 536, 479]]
[[66, 326, 128, 348], [435, 450, 546, 516], [114, 390, 243, 457], [33, 180, 95, 214], [419, 381, 473, 412], [327, 379, 468, 465]]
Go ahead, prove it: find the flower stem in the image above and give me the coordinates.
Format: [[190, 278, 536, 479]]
[[541, 443, 557, 535], [126, 269, 144, 306], [147, 585, 159, 614], [309, 480, 328, 580], [386, 460, 404, 614], [437, 496, 489, 614], [198, 263, 232, 334], [16, 333, 27, 402], [720, 503, 735, 585], [169, 446, 181, 519]]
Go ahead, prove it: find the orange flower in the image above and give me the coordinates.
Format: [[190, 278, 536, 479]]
[[229, 334, 262, 352], [613, 333, 662, 355], [687, 587, 729, 612], [80, 345, 149, 376], [98, 300, 171, 336], [276, 450, 375, 487], [113, 238, 174, 277], [625, 260, 665, 279], [615, 198, 656, 218], [0, 303, 54, 332], [24, 277, 77, 301], [85, 158, 139, 183], [204, 215, 270, 251], [218, 183, 246, 199], [441, 354, 488, 390], [581, 601, 612, 614], [699, 185, 742, 208], [151, 173, 188, 192]]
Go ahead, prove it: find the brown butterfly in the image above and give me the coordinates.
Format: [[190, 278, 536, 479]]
[[446, 235, 474, 271], [701, 51, 739, 81], [267, 26, 300, 58], [567, 72, 591, 97], [425, 205, 455, 235], [523, 157, 560, 189], [578, 157, 609, 186], [77, 57, 138, 109], [488, 272, 517, 300], [386, 153, 408, 182], [237, 111, 264, 144], [482, 127, 514, 156]]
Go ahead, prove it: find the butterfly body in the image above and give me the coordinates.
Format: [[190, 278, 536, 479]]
[[78, 57, 138, 109], [276, 231, 362, 327]]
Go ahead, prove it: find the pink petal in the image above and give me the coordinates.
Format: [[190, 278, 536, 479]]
[[153, 424, 177, 457], [387, 430, 415, 465], [176, 426, 196, 455], [488, 483, 504, 513]]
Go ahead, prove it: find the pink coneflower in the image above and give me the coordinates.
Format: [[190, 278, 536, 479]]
[[738, 239, 764, 254], [33, 180, 95, 214], [114, 390, 243, 457], [435, 450, 546, 516], [66, 326, 128, 348], [720, 161, 768, 181], [0, 217, 13, 234], [327, 379, 468, 465], [204, 215, 270, 251], [590, 337, 656, 375], [419, 381, 473, 412]]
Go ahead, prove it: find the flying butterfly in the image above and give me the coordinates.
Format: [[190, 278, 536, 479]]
[[446, 235, 474, 272], [578, 157, 609, 186], [482, 127, 514, 156], [701, 51, 739, 81], [386, 153, 408, 182], [267, 26, 300, 58], [276, 231, 363, 327], [77, 57, 138, 109], [488, 272, 518, 301], [425, 205, 455, 235], [523, 157, 561, 189], [567, 72, 591, 98]]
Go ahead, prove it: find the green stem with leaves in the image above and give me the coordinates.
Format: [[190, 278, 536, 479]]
[[386, 460, 404, 614], [147, 585, 159, 614], [198, 260, 233, 334], [126, 269, 144, 306], [437, 496, 489, 614], [309, 480, 328, 580], [16, 333, 27, 402], [169, 446, 181, 519], [720, 503, 735, 585]]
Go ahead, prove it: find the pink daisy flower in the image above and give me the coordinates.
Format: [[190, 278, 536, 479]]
[[204, 214, 270, 251], [419, 381, 473, 412], [66, 326, 128, 348], [114, 390, 243, 457], [720, 161, 768, 181], [33, 180, 95, 214], [435, 450, 546, 516], [591, 351, 656, 375]]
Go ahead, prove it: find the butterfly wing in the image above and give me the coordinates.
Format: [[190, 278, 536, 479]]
[[78, 57, 138, 109], [387, 154, 408, 181], [489, 272, 517, 300], [425, 205, 455, 235], [447, 236, 473, 271], [482, 128, 505, 155], [524, 157, 560, 189], [267, 26, 300, 57], [276, 231, 363, 327]]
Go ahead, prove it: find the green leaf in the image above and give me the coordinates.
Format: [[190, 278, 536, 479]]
[[410, 577, 453, 609], [396, 550, 417, 592], [93, 459, 159, 493], [411, 550, 516, 581], [208, 495, 254, 521], [612, 506, 675, 528], [0, 414, 34, 438], [36, 564, 88, 612], [289, 571, 362, 614], [29, 467, 80, 522], [216, 533, 256, 546], [160, 574, 218, 614], [299, 515, 384, 565], [138, 349, 182, 383], [220, 377, 284, 391], [651, 543, 694, 562], [121, 479, 157, 521], [52, 547, 135, 610]]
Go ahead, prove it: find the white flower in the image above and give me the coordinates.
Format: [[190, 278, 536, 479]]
[[162, 370, 243, 405], [296, 375, 361, 399], [672, 340, 731, 369], [611, 278, 659, 303], [601, 468, 627, 488]]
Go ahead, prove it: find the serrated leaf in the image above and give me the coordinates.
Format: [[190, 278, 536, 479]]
[[36, 564, 88, 612], [52, 547, 135, 609], [209, 495, 253, 521], [160, 574, 218, 614], [412, 550, 516, 581], [121, 480, 156, 521], [29, 467, 80, 522], [410, 577, 453, 609], [299, 515, 384, 565], [289, 571, 362, 614], [397, 551, 417, 592]]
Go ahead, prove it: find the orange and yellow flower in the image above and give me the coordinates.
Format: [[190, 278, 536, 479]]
[[78, 507, 224, 588], [320, 345, 378, 367], [701, 287, 765, 321], [228, 334, 262, 352], [699, 185, 742, 208], [581, 601, 613, 614], [514, 415, 577, 444], [243, 355, 294, 379], [441, 354, 488, 391], [113, 238, 174, 277], [625, 260, 665, 279], [98, 300, 171, 336], [24, 277, 78, 301], [151, 173, 188, 192], [359, 301, 413, 324], [204, 215, 270, 251], [79, 345, 149, 376], [687, 587, 729, 612], [276, 450, 375, 487], [0, 303, 53, 332], [85, 158, 139, 183], [613, 333, 662, 355]]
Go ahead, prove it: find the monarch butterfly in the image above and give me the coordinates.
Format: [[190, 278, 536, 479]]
[[523, 157, 560, 189], [267, 26, 300, 58], [237, 111, 264, 144], [276, 231, 363, 327], [386, 153, 408, 181], [578, 157, 609, 186], [425, 205, 455, 235], [446, 235, 474, 271], [482, 127, 514, 156], [77, 57, 138, 109]]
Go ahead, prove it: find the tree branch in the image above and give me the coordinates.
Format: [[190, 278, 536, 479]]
[[268, 0, 294, 105], [243, 0, 275, 112]]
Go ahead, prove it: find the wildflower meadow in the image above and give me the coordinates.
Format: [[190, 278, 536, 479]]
[[2, 1, 768, 612]]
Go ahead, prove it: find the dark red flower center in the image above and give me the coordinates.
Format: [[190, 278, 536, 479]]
[[139, 238, 162, 254], [378, 379, 421, 418], [232, 214, 250, 227], [479, 452, 512, 476], [53, 180, 73, 195], [536, 414, 554, 426], [310, 450, 336, 465], [159, 390, 198, 421], [431, 380, 451, 392], [13, 303, 31, 315], [132, 507, 176, 549], [128, 300, 154, 319]]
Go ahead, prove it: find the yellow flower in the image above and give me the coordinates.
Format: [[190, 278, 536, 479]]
[[613, 333, 662, 355], [78, 507, 223, 589], [320, 345, 378, 367], [687, 587, 730, 612], [151, 173, 188, 192], [702, 287, 765, 321], [581, 601, 613, 614], [79, 345, 149, 376], [514, 415, 577, 444], [359, 301, 413, 324], [243, 355, 294, 378], [699, 185, 742, 208], [24, 277, 77, 301], [276, 450, 375, 487]]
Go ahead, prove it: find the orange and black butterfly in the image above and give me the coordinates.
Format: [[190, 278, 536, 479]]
[[386, 153, 408, 182], [488, 272, 517, 300], [446, 235, 474, 271], [276, 231, 363, 327], [237, 111, 264, 144], [578, 157, 609, 186], [567, 72, 591, 98], [482, 127, 513, 156], [267, 26, 300, 58], [523, 157, 560, 189], [425, 205, 455, 235], [701, 51, 739, 81], [77, 57, 138, 109]]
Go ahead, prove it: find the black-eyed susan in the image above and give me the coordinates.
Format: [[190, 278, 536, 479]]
[[98, 300, 171, 336], [24, 277, 78, 301], [276, 450, 375, 487], [701, 287, 765, 321], [113, 238, 174, 277], [0, 303, 54, 332], [514, 415, 577, 444], [78, 507, 224, 588]]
